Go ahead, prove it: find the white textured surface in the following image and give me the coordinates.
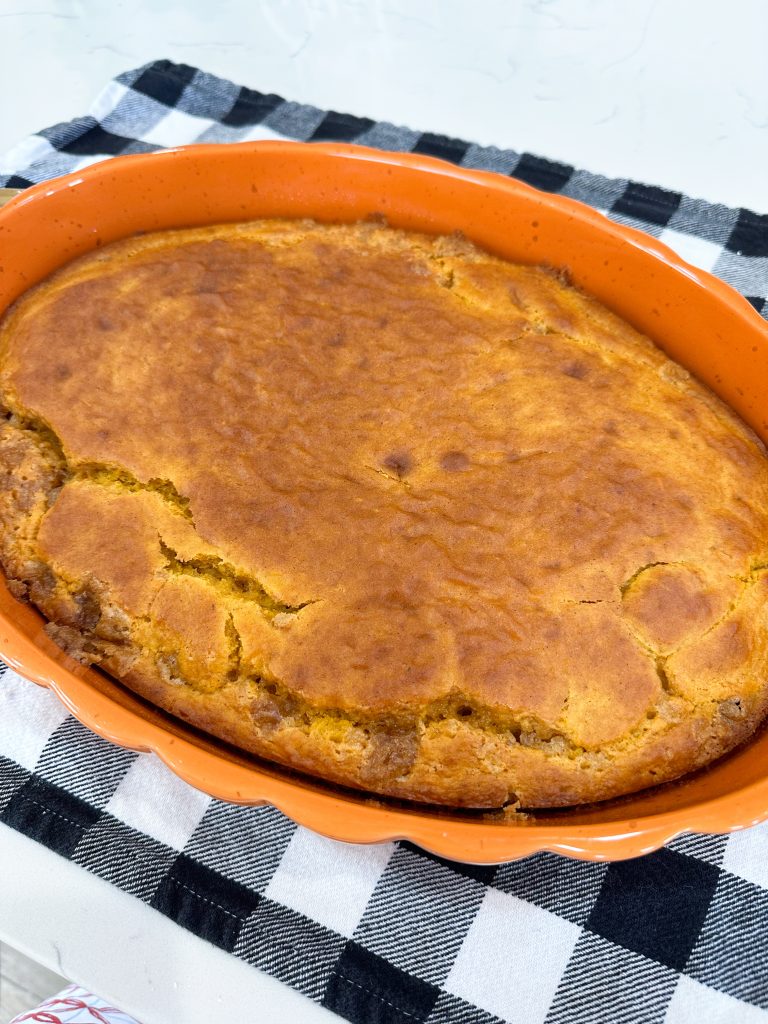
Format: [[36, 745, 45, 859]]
[[104, 755, 212, 852], [0, 0, 766, 209], [664, 976, 768, 1024], [0, 680, 68, 773], [264, 830, 394, 939], [722, 819, 768, 889], [444, 887, 581, 1023]]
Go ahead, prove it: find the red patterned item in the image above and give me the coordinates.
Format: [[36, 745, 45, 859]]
[[10, 984, 141, 1024]]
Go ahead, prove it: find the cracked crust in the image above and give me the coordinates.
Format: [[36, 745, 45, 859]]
[[1, 219, 768, 808]]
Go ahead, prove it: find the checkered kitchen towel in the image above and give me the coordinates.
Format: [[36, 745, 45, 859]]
[[1, 60, 768, 1024]]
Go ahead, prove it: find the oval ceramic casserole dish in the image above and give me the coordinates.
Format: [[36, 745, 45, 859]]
[[0, 141, 766, 864]]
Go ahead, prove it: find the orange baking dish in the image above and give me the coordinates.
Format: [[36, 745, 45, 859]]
[[0, 141, 766, 863]]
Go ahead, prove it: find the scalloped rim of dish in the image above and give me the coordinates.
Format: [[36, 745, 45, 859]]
[[0, 141, 766, 864]]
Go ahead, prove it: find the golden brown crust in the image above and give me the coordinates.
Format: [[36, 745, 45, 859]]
[[1, 219, 767, 807]]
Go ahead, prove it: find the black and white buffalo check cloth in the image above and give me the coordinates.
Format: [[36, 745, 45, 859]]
[[1, 61, 768, 1024]]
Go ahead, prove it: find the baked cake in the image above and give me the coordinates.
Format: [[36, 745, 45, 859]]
[[0, 219, 767, 808]]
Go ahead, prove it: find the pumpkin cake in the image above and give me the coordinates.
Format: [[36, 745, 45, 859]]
[[0, 219, 766, 808]]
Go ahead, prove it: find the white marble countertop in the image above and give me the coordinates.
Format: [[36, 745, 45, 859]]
[[0, 0, 766, 211], [0, 1, 765, 1022]]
